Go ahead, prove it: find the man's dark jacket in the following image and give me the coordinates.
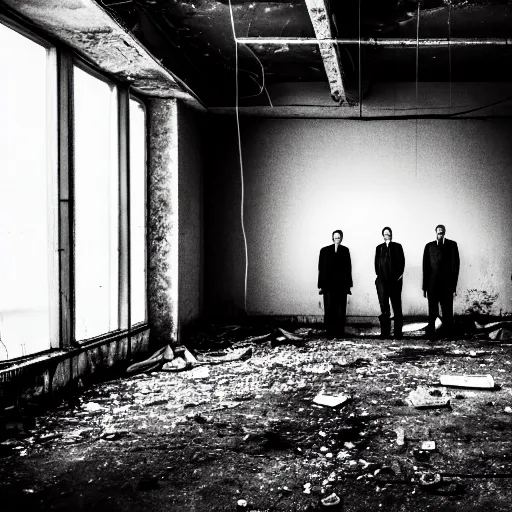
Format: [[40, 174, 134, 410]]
[[318, 244, 353, 292], [374, 242, 405, 282], [422, 239, 460, 293]]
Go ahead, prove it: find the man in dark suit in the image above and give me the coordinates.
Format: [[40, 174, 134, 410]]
[[375, 227, 405, 339], [422, 224, 460, 339], [318, 230, 353, 337]]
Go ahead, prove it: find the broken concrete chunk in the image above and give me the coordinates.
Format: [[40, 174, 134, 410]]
[[185, 366, 210, 379], [312, 393, 349, 408], [83, 402, 103, 413], [439, 374, 495, 389], [395, 427, 405, 446], [421, 441, 436, 451]]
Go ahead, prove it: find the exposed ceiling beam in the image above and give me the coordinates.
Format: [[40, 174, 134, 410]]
[[236, 37, 512, 47], [303, 0, 348, 105]]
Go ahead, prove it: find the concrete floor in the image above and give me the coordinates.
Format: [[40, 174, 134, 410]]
[[1, 331, 512, 511]]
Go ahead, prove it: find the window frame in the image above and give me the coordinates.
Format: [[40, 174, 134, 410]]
[[0, 15, 150, 360], [0, 15, 60, 357], [128, 94, 149, 328], [72, 59, 122, 342]]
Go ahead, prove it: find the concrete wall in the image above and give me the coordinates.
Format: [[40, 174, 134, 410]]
[[205, 116, 512, 319], [178, 103, 204, 330]]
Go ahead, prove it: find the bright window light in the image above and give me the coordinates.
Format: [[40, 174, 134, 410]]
[[129, 98, 147, 326], [0, 23, 58, 360], [74, 66, 119, 341]]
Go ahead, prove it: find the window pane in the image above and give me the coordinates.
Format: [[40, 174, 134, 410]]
[[129, 99, 147, 325], [74, 66, 119, 340], [0, 24, 58, 360]]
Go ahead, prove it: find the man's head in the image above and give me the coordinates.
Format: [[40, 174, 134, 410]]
[[382, 226, 392, 242], [332, 230, 343, 246], [435, 224, 446, 242]]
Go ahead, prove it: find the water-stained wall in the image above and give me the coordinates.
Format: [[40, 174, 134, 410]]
[[205, 116, 512, 319]]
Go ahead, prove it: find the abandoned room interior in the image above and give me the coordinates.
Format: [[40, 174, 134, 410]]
[[0, 0, 512, 510]]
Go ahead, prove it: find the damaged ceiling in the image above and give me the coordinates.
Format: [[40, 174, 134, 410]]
[[97, 0, 512, 108]]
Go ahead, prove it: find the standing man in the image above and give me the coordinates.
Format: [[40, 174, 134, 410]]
[[318, 230, 353, 338], [375, 227, 405, 339], [422, 224, 460, 339]]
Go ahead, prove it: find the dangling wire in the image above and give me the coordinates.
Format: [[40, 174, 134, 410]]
[[239, 43, 273, 106], [448, 1, 452, 112], [228, 0, 249, 314], [416, 0, 420, 104], [358, 0, 362, 118], [415, 0, 421, 177]]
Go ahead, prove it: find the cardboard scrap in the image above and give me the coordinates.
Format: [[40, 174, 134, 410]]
[[440, 374, 495, 389], [312, 393, 349, 408], [407, 387, 450, 408]]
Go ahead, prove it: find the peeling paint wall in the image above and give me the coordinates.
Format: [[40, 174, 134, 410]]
[[205, 113, 512, 319], [178, 103, 204, 329]]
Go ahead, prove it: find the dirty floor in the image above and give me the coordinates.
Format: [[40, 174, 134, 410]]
[[1, 333, 512, 511]]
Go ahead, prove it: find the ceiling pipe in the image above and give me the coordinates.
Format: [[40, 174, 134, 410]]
[[236, 37, 512, 47]]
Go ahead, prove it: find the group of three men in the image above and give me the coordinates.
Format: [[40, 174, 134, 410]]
[[318, 225, 460, 339]]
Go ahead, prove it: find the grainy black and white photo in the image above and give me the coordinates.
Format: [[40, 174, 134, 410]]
[[0, 0, 511, 510]]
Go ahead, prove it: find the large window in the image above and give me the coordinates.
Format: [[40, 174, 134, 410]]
[[0, 19, 149, 360], [129, 98, 147, 326], [0, 23, 58, 360], [74, 66, 119, 341]]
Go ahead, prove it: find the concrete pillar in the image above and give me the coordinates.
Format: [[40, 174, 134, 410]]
[[147, 98, 179, 347]]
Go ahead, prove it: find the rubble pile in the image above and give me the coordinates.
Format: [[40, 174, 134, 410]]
[[1, 325, 512, 511]]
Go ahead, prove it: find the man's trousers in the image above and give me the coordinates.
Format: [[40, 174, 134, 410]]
[[376, 278, 403, 337], [427, 288, 454, 337], [323, 290, 347, 336]]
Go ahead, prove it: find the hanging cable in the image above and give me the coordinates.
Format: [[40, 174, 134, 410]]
[[448, 1, 452, 112], [415, 0, 421, 177], [358, 0, 362, 118], [228, 0, 249, 314], [416, 0, 420, 103], [239, 43, 273, 106]]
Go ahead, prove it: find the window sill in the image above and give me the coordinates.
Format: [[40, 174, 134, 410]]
[[0, 324, 149, 375]]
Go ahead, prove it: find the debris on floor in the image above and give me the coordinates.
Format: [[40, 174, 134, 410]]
[[312, 393, 350, 408], [407, 387, 451, 408], [127, 345, 253, 374], [439, 374, 495, 389], [2, 323, 512, 511]]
